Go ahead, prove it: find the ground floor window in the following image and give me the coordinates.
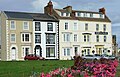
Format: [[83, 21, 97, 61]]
[[46, 46, 55, 57], [63, 48, 70, 56], [22, 46, 30, 57]]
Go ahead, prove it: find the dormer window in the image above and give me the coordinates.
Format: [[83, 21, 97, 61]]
[[61, 12, 70, 17], [61, 12, 64, 16], [84, 13, 87, 17], [90, 13, 93, 18], [100, 14, 103, 18], [66, 13, 69, 16], [76, 12, 81, 17]]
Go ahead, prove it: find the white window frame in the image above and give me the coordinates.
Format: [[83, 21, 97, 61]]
[[23, 21, 29, 30], [85, 23, 88, 31], [21, 33, 31, 43], [63, 48, 70, 56], [103, 24, 106, 31], [96, 35, 99, 42], [104, 36, 107, 42], [10, 33, 16, 43], [84, 35, 90, 42], [21, 46, 30, 57], [65, 22, 68, 30], [74, 34, 77, 42], [63, 33, 70, 42], [10, 20, 16, 30], [74, 23, 78, 30], [96, 24, 99, 31]]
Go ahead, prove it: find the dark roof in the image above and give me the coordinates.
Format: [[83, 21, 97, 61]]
[[4, 11, 58, 22], [29, 13, 58, 22], [4, 11, 33, 20], [54, 9, 111, 22]]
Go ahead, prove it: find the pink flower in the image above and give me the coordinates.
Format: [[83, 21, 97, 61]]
[[67, 73, 73, 77], [40, 72, 45, 77], [46, 74, 51, 77]]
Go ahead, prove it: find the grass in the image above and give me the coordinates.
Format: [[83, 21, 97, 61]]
[[0, 60, 73, 77], [0, 60, 119, 77]]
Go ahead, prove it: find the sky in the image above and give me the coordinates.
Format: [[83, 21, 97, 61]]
[[0, 0, 120, 47]]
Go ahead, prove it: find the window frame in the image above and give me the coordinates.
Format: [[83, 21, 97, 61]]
[[35, 33, 41, 43], [96, 35, 99, 42], [63, 48, 70, 56], [103, 24, 106, 31], [46, 46, 55, 57], [63, 33, 70, 42], [23, 21, 29, 30], [74, 34, 77, 42], [10, 20, 16, 30], [46, 33, 55, 44], [96, 24, 99, 31], [10, 33, 16, 43], [104, 36, 107, 42], [35, 22, 41, 31], [65, 22, 68, 30], [85, 23, 88, 31], [47, 23, 53, 31], [21, 33, 31, 43]]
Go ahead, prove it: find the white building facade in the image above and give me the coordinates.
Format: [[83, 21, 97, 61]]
[[44, 1, 112, 60], [32, 13, 59, 59]]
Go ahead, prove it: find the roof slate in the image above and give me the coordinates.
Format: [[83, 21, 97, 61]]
[[54, 9, 111, 22], [4, 11, 58, 22]]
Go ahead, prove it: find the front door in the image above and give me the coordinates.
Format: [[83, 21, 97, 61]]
[[11, 47, 16, 60], [36, 49, 40, 56]]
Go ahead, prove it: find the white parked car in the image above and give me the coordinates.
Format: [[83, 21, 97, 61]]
[[101, 55, 115, 60], [82, 54, 101, 60]]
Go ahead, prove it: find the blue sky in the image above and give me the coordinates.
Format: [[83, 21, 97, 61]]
[[0, 0, 120, 47]]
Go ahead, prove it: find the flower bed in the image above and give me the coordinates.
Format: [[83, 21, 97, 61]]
[[40, 56, 118, 77]]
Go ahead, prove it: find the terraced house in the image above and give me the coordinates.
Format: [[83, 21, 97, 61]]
[[44, 1, 112, 60], [0, 11, 59, 61], [0, 1, 113, 61]]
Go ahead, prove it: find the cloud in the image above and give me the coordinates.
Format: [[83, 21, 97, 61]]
[[32, 0, 60, 12]]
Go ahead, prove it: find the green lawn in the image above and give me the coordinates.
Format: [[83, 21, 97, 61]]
[[0, 60, 119, 77], [0, 60, 73, 77]]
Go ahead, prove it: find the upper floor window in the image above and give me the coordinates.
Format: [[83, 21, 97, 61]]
[[35, 33, 41, 43], [65, 22, 68, 30], [84, 35, 90, 42], [21, 33, 31, 42], [23, 21, 29, 30], [74, 23, 77, 30], [104, 36, 107, 42], [96, 35, 99, 42], [96, 24, 99, 31], [46, 34, 55, 44], [10, 34, 16, 42], [103, 24, 106, 31], [74, 34, 77, 42], [10, 21, 16, 30], [47, 23, 53, 31], [35, 22, 41, 31], [85, 23, 88, 31], [63, 33, 70, 42]]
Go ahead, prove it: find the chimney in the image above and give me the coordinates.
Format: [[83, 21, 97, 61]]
[[44, 0, 53, 15], [63, 6, 72, 13], [99, 7, 105, 14]]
